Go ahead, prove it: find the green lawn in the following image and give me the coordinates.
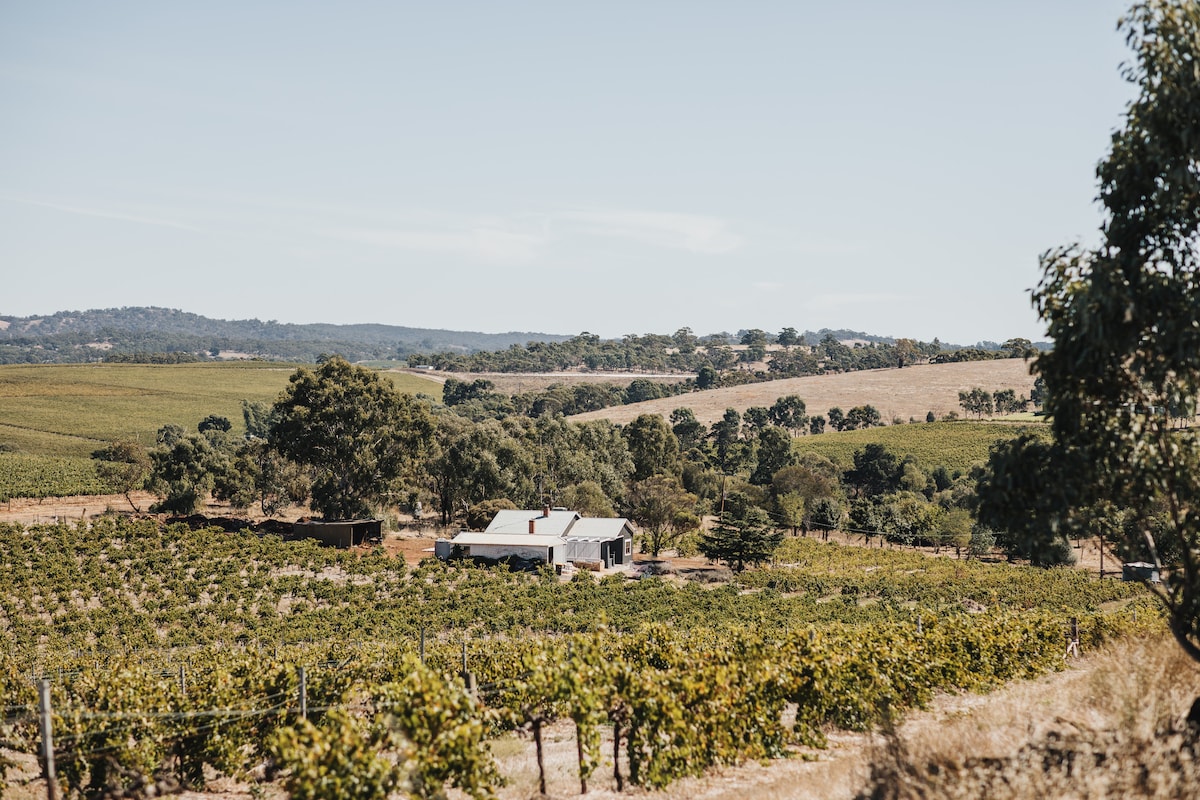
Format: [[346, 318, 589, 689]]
[[793, 420, 1050, 474]]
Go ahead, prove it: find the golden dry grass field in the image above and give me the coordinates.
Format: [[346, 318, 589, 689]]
[[570, 359, 1039, 427]]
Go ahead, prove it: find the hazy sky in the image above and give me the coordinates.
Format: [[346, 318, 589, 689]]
[[2, 1, 1135, 343]]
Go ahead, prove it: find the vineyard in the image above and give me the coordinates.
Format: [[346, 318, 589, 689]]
[[0, 518, 1142, 660], [791, 420, 1051, 472], [0, 455, 108, 502], [0, 362, 439, 500], [0, 362, 438, 458], [0, 517, 1155, 797]]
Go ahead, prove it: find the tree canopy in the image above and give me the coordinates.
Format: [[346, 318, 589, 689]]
[[699, 509, 782, 572], [270, 357, 435, 520], [1030, 0, 1200, 661]]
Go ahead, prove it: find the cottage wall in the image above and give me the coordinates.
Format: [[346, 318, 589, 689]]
[[468, 543, 565, 564]]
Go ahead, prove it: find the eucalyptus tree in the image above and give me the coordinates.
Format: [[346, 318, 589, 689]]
[[147, 426, 220, 514], [750, 426, 795, 486], [270, 356, 435, 519], [1021, 1, 1200, 661], [628, 475, 699, 557], [623, 413, 680, 480], [768, 395, 808, 435], [428, 416, 536, 524], [92, 440, 150, 512]]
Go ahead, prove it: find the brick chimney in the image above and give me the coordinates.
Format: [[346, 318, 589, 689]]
[[543, 505, 551, 518], [529, 518, 536, 534]]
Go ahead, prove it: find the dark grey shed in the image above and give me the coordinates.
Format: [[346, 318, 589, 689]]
[[293, 519, 382, 548], [1122, 561, 1161, 583]]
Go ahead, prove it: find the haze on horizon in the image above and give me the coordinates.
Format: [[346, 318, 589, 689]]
[[1, 1, 1133, 343]]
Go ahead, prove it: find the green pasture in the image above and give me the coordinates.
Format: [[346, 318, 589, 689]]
[[793, 420, 1050, 474], [0, 362, 439, 458]]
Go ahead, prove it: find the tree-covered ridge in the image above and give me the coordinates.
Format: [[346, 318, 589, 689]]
[[0, 306, 571, 364], [408, 329, 1040, 378], [0, 307, 1048, 372]]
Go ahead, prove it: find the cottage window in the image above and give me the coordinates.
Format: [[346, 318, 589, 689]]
[[625, 538, 631, 556]]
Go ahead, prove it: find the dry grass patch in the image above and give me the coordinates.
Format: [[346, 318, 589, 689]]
[[858, 634, 1200, 799], [570, 360, 1038, 427]]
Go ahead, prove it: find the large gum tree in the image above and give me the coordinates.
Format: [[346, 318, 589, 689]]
[[1031, 1, 1200, 662], [270, 356, 434, 520]]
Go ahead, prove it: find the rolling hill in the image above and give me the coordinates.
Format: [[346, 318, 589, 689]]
[[569, 359, 1039, 427], [0, 362, 440, 458], [0, 306, 572, 364]]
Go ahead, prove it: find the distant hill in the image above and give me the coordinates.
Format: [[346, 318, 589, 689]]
[[0, 307, 573, 364]]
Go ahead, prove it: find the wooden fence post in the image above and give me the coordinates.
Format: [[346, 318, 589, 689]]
[[37, 679, 57, 800], [297, 667, 307, 720], [1065, 617, 1080, 658]]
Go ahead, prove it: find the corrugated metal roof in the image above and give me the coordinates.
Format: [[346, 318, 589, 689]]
[[486, 509, 580, 536], [451, 532, 564, 548], [566, 518, 632, 540]]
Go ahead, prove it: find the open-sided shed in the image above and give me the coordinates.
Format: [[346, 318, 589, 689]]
[[293, 519, 382, 549]]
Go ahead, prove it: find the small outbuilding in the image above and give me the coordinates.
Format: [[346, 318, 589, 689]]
[[293, 519, 383, 549], [1122, 561, 1161, 583]]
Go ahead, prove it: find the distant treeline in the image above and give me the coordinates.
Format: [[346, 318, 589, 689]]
[[443, 376, 695, 420], [441, 339, 1040, 423], [409, 330, 1042, 384], [102, 351, 206, 364], [0, 337, 396, 364], [0, 308, 1049, 370], [0, 307, 570, 364]]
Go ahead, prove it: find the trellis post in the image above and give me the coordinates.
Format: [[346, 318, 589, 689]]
[[38, 679, 57, 800]]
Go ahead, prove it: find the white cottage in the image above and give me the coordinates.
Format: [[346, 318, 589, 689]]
[[442, 507, 635, 568]]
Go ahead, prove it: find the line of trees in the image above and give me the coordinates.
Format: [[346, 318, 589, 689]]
[[957, 387, 1031, 418], [407, 331, 1036, 384], [440, 376, 694, 420]]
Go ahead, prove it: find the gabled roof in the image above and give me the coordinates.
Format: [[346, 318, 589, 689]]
[[566, 517, 633, 540], [485, 509, 580, 537]]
